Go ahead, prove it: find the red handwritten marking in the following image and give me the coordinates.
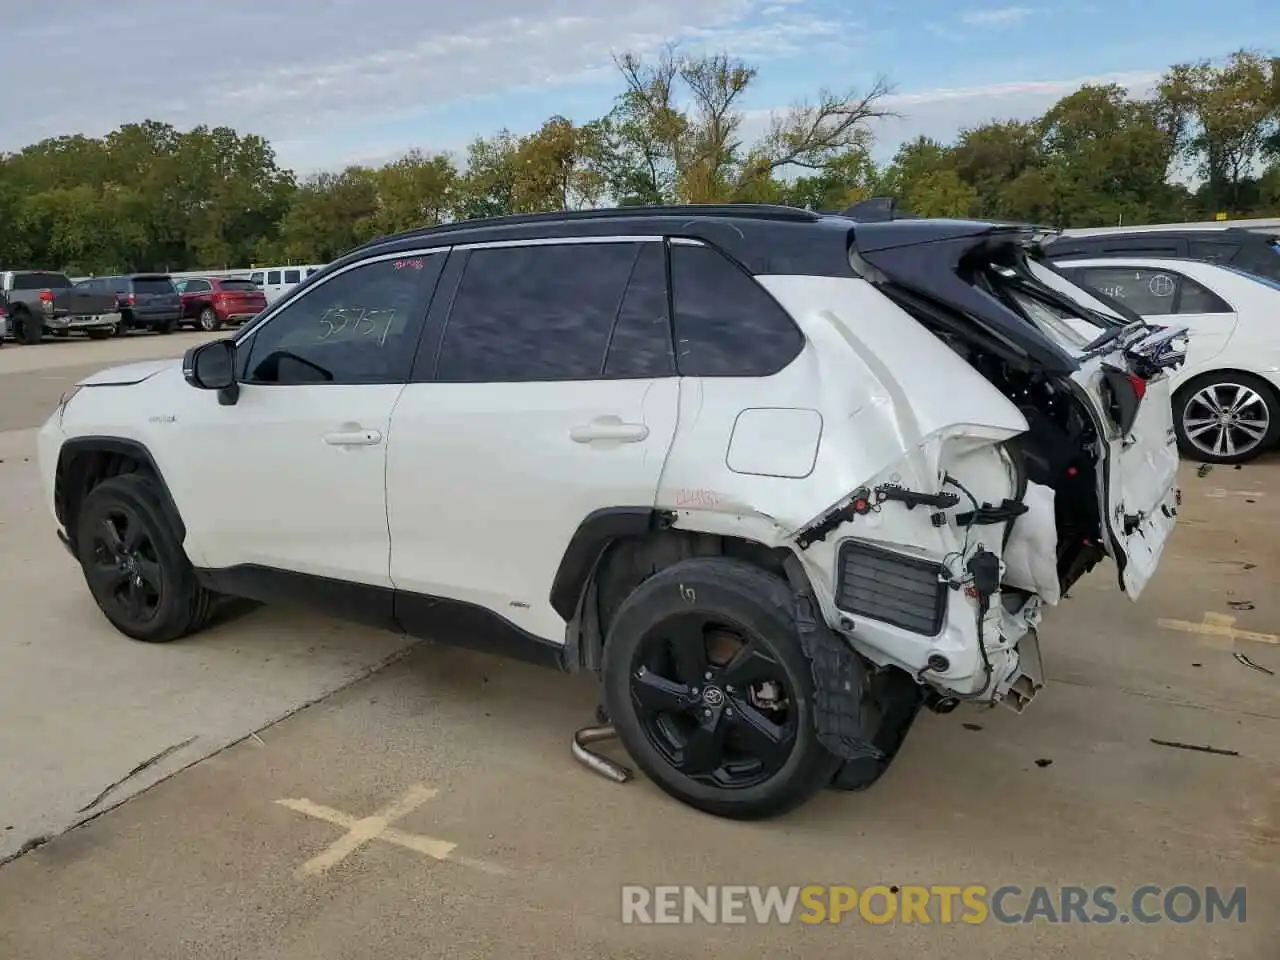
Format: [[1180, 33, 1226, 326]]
[[394, 259, 425, 270], [675, 489, 722, 508]]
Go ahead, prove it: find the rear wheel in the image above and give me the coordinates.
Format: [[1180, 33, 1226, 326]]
[[1174, 371, 1280, 465], [114, 313, 131, 337], [155, 316, 176, 335], [601, 558, 840, 820], [198, 307, 222, 332], [16, 311, 42, 345], [74, 473, 216, 643]]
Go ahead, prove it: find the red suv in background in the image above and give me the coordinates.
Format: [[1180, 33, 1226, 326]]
[[175, 277, 268, 331]]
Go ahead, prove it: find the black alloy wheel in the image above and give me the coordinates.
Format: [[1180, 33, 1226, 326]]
[[85, 506, 165, 627], [74, 473, 218, 642], [601, 557, 841, 820], [630, 612, 798, 790]]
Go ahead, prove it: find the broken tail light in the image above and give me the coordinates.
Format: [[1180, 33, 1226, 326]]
[[1101, 364, 1147, 436]]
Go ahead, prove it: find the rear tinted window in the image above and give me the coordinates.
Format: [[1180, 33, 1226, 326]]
[[11, 272, 71, 290], [669, 244, 805, 377], [220, 279, 258, 292], [284, 269, 301, 283], [133, 277, 175, 295]]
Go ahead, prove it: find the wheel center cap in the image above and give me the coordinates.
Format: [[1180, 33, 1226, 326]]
[[701, 685, 725, 707]]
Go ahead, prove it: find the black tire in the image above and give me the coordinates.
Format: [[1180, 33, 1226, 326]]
[[74, 473, 216, 643], [114, 313, 131, 337], [1173, 371, 1280, 465], [155, 316, 176, 334], [85, 327, 113, 340], [16, 310, 42, 345], [198, 307, 222, 332], [601, 557, 841, 820]]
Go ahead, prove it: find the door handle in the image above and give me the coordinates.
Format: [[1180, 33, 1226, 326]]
[[570, 416, 649, 444], [323, 429, 383, 447]]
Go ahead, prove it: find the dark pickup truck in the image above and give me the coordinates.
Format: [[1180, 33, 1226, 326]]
[[1, 270, 122, 344]]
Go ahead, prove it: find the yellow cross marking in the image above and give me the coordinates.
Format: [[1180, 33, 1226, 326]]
[[275, 783, 509, 879], [1156, 612, 1279, 647]]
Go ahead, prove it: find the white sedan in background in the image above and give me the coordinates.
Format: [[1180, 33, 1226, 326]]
[[1053, 256, 1280, 465]]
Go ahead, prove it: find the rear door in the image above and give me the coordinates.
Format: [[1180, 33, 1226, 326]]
[[386, 238, 680, 644], [180, 278, 211, 321]]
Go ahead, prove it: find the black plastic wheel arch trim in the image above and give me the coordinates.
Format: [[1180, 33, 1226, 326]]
[[549, 506, 667, 622], [56, 436, 187, 550]]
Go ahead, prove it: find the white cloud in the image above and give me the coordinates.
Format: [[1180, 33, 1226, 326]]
[[0, 0, 845, 156], [959, 6, 1033, 26]]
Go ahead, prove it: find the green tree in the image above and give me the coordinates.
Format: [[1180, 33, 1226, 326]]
[[1158, 50, 1280, 214]]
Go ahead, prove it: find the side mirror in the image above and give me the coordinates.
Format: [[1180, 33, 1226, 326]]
[[183, 338, 239, 405]]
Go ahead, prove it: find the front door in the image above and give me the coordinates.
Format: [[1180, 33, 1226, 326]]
[[168, 251, 446, 588], [387, 238, 680, 644]]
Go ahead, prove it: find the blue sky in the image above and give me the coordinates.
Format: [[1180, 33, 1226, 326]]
[[4, 0, 1277, 174]]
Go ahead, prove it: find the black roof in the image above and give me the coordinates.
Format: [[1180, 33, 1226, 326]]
[[330, 203, 1037, 279]]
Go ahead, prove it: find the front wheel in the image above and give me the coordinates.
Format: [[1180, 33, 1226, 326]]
[[601, 557, 840, 820], [74, 473, 216, 643], [1174, 372, 1280, 465]]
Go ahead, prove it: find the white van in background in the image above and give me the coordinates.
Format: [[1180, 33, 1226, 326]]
[[248, 264, 326, 304]]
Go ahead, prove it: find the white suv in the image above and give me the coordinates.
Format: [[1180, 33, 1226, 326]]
[[37, 205, 1187, 820]]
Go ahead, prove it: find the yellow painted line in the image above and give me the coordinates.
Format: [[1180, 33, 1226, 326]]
[[275, 783, 509, 879], [1157, 613, 1279, 646]]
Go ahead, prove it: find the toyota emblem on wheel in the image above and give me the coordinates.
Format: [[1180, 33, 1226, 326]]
[[701, 686, 725, 707]]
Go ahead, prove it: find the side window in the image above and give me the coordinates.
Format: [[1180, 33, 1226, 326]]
[[243, 254, 444, 386], [1176, 276, 1232, 314], [603, 243, 675, 379], [186, 279, 210, 293], [1189, 240, 1238, 263], [250, 272, 263, 286], [284, 269, 301, 283], [1069, 267, 1178, 316], [669, 242, 804, 377], [433, 241, 645, 382], [267, 270, 281, 285]]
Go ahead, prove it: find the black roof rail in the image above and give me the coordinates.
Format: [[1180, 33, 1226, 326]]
[[353, 202, 822, 253]]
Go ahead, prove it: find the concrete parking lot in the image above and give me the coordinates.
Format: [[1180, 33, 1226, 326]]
[[0, 332, 1276, 959]]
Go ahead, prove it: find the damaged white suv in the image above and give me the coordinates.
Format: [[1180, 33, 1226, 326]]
[[37, 204, 1186, 820]]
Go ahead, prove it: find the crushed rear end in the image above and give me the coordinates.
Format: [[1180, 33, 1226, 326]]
[[793, 214, 1186, 713]]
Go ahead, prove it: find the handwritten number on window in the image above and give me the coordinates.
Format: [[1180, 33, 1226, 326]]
[[317, 307, 397, 346]]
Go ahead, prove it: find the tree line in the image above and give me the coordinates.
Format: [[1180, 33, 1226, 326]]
[[1, 49, 1277, 276]]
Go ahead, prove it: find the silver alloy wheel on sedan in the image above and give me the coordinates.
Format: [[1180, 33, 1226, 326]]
[[1180, 381, 1271, 461]]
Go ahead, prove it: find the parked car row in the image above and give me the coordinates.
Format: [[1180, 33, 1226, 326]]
[[1, 271, 269, 343]]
